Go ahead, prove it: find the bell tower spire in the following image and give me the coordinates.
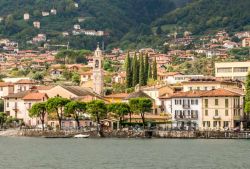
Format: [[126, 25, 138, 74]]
[[93, 43, 104, 95]]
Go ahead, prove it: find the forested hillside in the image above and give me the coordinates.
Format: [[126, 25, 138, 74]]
[[154, 0, 250, 34], [0, 0, 249, 50], [0, 0, 176, 50]]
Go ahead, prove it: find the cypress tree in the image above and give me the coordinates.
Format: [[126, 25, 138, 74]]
[[139, 54, 145, 86], [125, 53, 132, 88], [152, 57, 157, 80], [132, 53, 138, 86], [144, 53, 149, 85], [148, 64, 152, 79]]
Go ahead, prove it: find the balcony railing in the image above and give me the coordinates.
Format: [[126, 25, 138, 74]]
[[12, 106, 19, 111], [182, 104, 190, 109], [213, 115, 221, 120], [175, 115, 198, 120]]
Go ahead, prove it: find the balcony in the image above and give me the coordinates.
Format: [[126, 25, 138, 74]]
[[12, 106, 19, 111], [213, 115, 221, 120], [182, 104, 190, 109], [175, 115, 198, 120]]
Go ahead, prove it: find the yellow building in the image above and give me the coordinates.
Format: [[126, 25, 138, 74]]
[[200, 89, 244, 131]]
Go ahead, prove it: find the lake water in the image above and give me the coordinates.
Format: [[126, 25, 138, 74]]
[[0, 137, 250, 169]]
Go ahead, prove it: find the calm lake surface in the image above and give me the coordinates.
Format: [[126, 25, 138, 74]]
[[0, 137, 250, 169]]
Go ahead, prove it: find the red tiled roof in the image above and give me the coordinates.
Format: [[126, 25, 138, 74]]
[[165, 88, 241, 99], [0, 82, 13, 87], [15, 79, 35, 84], [23, 93, 47, 100]]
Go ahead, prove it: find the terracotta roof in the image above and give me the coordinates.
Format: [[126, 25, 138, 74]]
[[105, 93, 129, 98], [166, 91, 206, 99], [15, 79, 35, 84], [4, 90, 31, 99], [23, 93, 47, 100], [30, 86, 54, 90], [0, 82, 13, 87], [202, 88, 241, 97], [164, 88, 241, 99]]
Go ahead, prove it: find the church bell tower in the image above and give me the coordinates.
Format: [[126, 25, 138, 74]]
[[93, 44, 104, 95]]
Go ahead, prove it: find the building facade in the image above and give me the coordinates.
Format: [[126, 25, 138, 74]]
[[215, 62, 250, 81]]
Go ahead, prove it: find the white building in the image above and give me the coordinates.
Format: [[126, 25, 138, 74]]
[[160, 91, 202, 130], [0, 82, 14, 98], [164, 74, 204, 85], [215, 62, 250, 81], [4, 91, 48, 126], [33, 21, 40, 29], [42, 11, 50, 17], [24, 13, 30, 20], [51, 9, 57, 15], [74, 24, 81, 30]]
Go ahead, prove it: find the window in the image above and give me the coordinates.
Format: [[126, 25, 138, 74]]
[[215, 99, 218, 106], [213, 121, 217, 127], [195, 99, 198, 105], [233, 67, 248, 72], [197, 87, 200, 91], [225, 110, 228, 116], [223, 121, 229, 128], [205, 110, 208, 116], [204, 87, 208, 91], [189, 87, 193, 91], [203, 122, 206, 127], [6, 102, 9, 107], [0, 87, 3, 91], [215, 110, 218, 116], [207, 121, 210, 127], [205, 99, 208, 108], [217, 67, 232, 73], [225, 99, 228, 108]]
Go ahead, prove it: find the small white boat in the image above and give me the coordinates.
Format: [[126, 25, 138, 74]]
[[74, 134, 90, 138]]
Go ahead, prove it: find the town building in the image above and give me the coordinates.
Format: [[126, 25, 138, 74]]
[[33, 21, 40, 29], [215, 62, 250, 81], [182, 77, 242, 92], [4, 90, 48, 126], [0, 82, 14, 98], [23, 13, 30, 20], [242, 38, 250, 47], [160, 88, 244, 131]]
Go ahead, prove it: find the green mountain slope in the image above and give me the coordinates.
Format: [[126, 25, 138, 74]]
[[0, 0, 176, 50], [154, 0, 250, 34]]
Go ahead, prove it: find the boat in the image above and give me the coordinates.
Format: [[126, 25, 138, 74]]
[[74, 134, 90, 138]]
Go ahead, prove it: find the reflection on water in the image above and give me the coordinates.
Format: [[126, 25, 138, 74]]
[[0, 137, 250, 169]]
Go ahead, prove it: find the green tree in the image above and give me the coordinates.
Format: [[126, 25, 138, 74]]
[[245, 72, 250, 113], [29, 102, 47, 131], [148, 64, 152, 79], [86, 100, 107, 136], [125, 53, 132, 88], [71, 73, 80, 85], [144, 53, 149, 85], [32, 72, 44, 83], [108, 103, 130, 128], [46, 97, 70, 130], [152, 57, 157, 80], [132, 53, 139, 86], [129, 98, 152, 129], [0, 112, 7, 128], [65, 101, 86, 129], [139, 54, 145, 86]]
